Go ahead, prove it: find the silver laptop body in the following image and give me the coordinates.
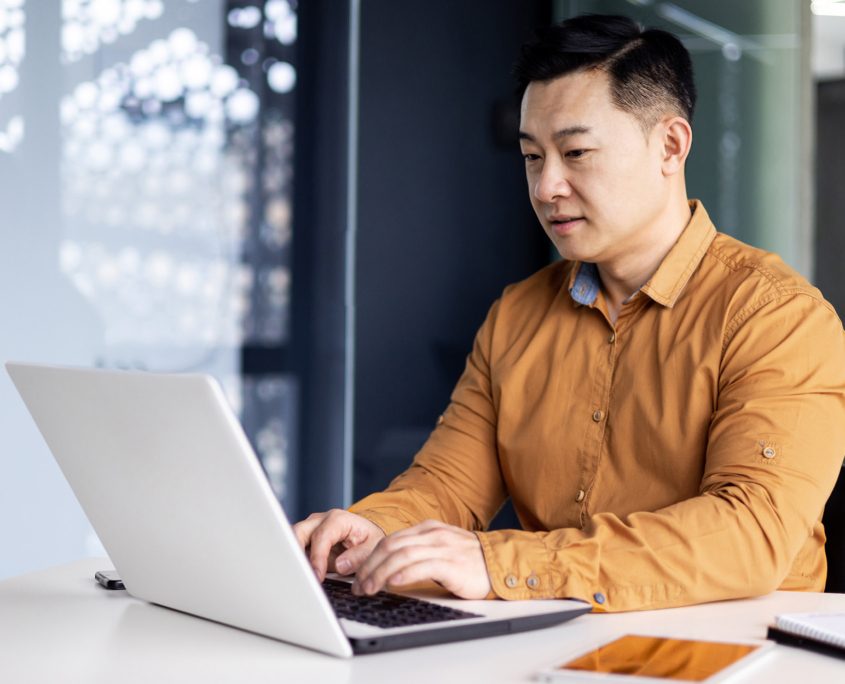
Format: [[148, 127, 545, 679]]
[[6, 362, 590, 657]]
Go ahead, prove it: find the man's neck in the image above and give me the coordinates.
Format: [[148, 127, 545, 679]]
[[598, 198, 693, 326]]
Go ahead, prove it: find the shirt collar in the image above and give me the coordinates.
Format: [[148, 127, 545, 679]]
[[640, 200, 716, 308], [569, 262, 600, 306], [567, 200, 717, 309]]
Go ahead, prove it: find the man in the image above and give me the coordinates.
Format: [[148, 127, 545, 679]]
[[294, 14, 845, 611]]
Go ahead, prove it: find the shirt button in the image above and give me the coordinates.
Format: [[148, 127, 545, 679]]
[[505, 575, 518, 588], [608, 333, 615, 344], [575, 489, 585, 503], [592, 410, 603, 422], [763, 446, 776, 459], [527, 575, 540, 589], [593, 592, 606, 605], [436, 414, 444, 426]]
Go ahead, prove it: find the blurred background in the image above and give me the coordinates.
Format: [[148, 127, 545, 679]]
[[1, 0, 845, 586]]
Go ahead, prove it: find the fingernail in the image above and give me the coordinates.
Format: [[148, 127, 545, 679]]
[[392, 573, 403, 585], [364, 579, 374, 594], [336, 558, 351, 574]]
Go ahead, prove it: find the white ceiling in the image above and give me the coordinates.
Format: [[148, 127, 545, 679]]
[[814, 13, 845, 80]]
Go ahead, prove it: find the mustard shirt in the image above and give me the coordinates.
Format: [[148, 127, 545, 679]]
[[350, 201, 845, 612]]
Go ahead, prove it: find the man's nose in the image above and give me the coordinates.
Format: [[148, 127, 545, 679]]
[[534, 159, 572, 203]]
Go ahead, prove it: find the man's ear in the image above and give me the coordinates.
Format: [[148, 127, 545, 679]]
[[659, 116, 692, 176]]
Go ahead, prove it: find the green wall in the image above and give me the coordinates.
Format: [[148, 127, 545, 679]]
[[553, 0, 809, 275]]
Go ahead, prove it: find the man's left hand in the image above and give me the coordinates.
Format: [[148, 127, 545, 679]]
[[351, 519, 492, 599]]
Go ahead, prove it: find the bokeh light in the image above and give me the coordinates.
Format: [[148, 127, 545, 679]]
[[60, 27, 272, 347], [264, 0, 296, 45], [58, 0, 298, 504], [62, 0, 165, 63], [228, 5, 261, 29], [0, 0, 25, 152], [267, 60, 295, 93]]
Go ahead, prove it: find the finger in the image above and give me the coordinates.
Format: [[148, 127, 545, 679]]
[[327, 539, 361, 573], [355, 541, 446, 595], [387, 558, 487, 600], [354, 529, 439, 589], [325, 542, 344, 572], [309, 512, 354, 580], [385, 558, 449, 590], [333, 543, 373, 576], [292, 513, 327, 551]]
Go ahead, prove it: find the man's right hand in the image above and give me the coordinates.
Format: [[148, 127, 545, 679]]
[[293, 509, 386, 581]]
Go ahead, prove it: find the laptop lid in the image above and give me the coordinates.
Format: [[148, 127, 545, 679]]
[[6, 362, 353, 658]]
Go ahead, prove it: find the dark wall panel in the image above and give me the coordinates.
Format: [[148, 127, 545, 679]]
[[354, 0, 551, 516], [815, 78, 845, 593], [292, 2, 354, 519], [816, 79, 845, 315]]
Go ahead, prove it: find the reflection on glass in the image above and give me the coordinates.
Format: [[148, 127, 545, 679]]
[[241, 374, 297, 501], [226, 0, 296, 346], [60, 0, 299, 507], [0, 0, 25, 153], [60, 26, 260, 347], [62, 0, 166, 63], [560, 635, 758, 682]]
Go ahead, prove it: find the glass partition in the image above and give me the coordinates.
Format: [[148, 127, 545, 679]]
[[0, 0, 302, 579]]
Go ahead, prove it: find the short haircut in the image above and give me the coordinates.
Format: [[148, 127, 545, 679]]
[[512, 14, 696, 133]]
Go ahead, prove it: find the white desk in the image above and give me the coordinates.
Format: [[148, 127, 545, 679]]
[[2, 558, 845, 683]]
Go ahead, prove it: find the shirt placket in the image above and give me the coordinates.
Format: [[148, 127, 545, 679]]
[[577, 294, 647, 526], [576, 305, 617, 527]]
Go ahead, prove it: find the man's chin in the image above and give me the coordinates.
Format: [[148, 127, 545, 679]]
[[552, 240, 600, 264]]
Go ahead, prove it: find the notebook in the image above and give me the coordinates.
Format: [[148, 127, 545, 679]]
[[774, 613, 845, 648], [767, 612, 845, 661]]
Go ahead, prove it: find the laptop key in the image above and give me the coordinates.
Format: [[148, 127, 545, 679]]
[[322, 578, 481, 629]]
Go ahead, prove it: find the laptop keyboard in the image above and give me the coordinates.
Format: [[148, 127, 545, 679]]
[[322, 578, 482, 629]]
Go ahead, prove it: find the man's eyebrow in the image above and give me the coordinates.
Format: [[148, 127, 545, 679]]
[[518, 126, 593, 143], [553, 125, 592, 141]]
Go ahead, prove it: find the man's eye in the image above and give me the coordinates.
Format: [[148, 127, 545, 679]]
[[523, 154, 541, 162], [567, 149, 587, 158]]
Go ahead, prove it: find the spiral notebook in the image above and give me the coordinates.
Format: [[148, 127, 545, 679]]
[[767, 612, 845, 660]]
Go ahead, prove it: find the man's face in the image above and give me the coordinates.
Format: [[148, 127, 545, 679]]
[[519, 70, 670, 265]]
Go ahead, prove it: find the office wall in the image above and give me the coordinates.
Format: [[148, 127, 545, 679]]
[[0, 4, 105, 580], [0, 0, 351, 580], [352, 1, 551, 514], [0, 0, 251, 580]]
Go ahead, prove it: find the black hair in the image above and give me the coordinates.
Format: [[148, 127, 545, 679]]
[[512, 14, 696, 132]]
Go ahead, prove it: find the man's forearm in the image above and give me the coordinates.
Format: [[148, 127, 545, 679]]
[[477, 475, 834, 610], [349, 458, 507, 535]]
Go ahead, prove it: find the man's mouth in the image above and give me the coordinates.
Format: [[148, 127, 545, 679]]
[[550, 216, 584, 235]]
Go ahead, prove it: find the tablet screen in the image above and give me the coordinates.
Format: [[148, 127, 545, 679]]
[[558, 635, 760, 682]]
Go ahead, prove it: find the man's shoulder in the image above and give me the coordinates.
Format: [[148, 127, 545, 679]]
[[704, 232, 830, 310], [500, 259, 574, 303], [482, 260, 575, 340]]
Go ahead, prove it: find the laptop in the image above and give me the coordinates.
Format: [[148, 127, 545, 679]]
[[5, 362, 591, 658]]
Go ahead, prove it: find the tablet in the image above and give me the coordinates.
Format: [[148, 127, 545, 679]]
[[536, 635, 773, 683]]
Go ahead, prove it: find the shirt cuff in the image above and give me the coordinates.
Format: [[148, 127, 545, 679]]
[[476, 528, 600, 608]]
